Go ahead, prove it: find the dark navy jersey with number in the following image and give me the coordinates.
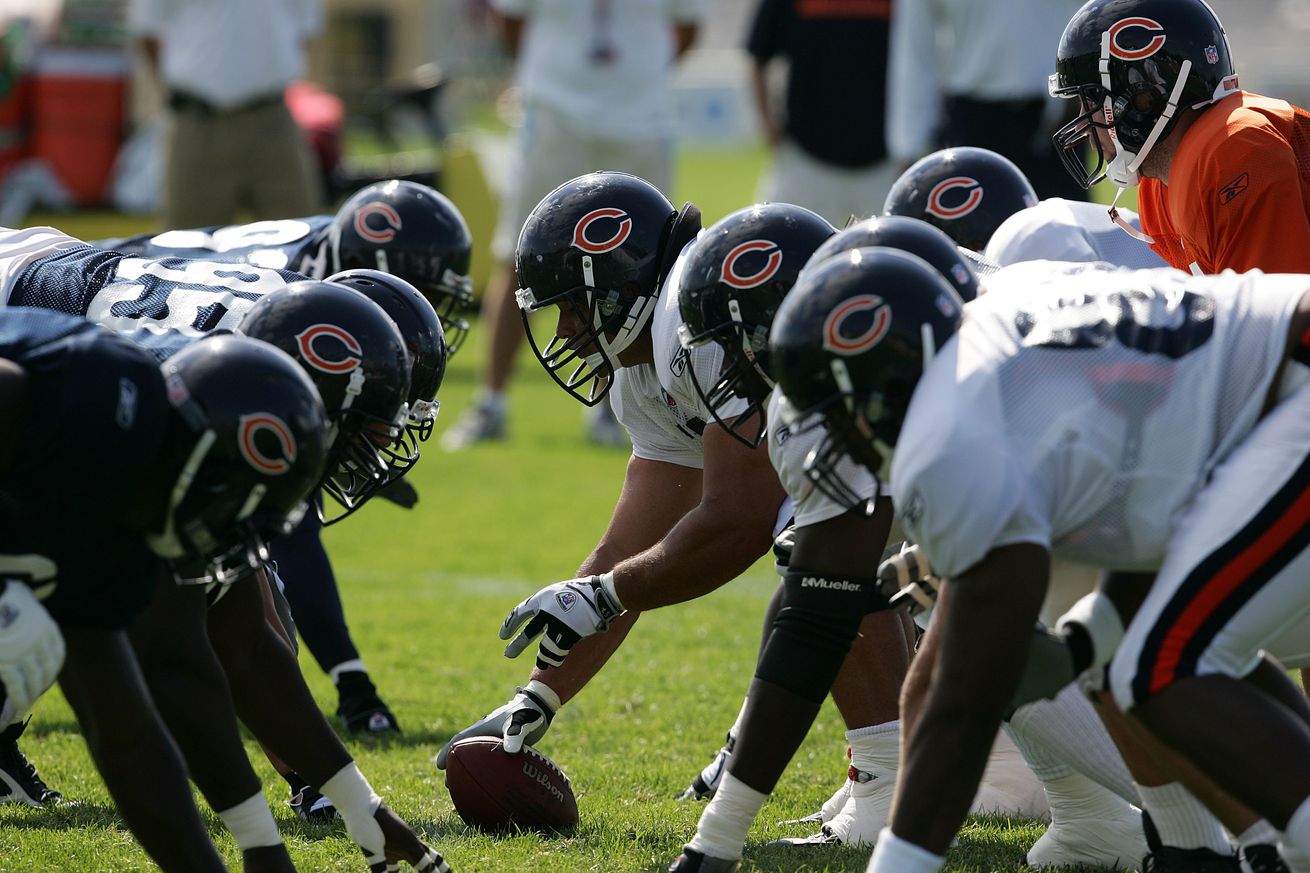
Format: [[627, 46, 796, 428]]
[[0, 307, 173, 627], [1, 226, 308, 361], [98, 216, 334, 278]]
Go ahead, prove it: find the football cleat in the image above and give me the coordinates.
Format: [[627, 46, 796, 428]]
[[289, 784, 338, 823], [1143, 847, 1242, 873], [1021, 800, 1146, 869], [677, 731, 736, 801], [667, 847, 740, 873], [779, 747, 852, 827], [336, 671, 401, 734], [441, 401, 506, 451], [1241, 844, 1290, 873], [769, 761, 893, 849], [0, 719, 61, 807]]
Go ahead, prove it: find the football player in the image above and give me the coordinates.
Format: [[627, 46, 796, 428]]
[[0, 228, 454, 871], [1051, 0, 1310, 276], [771, 251, 1310, 872], [101, 180, 475, 352], [0, 308, 328, 871], [434, 176, 824, 781], [883, 147, 1038, 251]]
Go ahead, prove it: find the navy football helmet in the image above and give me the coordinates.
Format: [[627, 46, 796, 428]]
[[1050, 0, 1237, 189], [801, 215, 980, 302], [328, 180, 475, 352], [328, 268, 447, 475], [238, 280, 412, 522], [883, 147, 1038, 251], [148, 335, 330, 584], [674, 202, 835, 447], [770, 248, 964, 511], [515, 172, 699, 405]]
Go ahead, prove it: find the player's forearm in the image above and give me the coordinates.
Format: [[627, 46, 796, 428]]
[[530, 610, 640, 705], [611, 504, 774, 612]]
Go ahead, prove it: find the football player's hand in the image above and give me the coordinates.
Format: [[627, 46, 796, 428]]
[[877, 543, 942, 617], [500, 573, 623, 670], [0, 580, 64, 714], [374, 802, 452, 872], [435, 681, 559, 767]]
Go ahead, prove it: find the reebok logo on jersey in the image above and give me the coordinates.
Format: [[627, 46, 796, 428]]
[[801, 577, 863, 593], [926, 177, 983, 220], [116, 377, 138, 430], [1219, 173, 1250, 205], [823, 294, 891, 355], [572, 208, 632, 254], [1107, 17, 1166, 61], [238, 413, 298, 475], [720, 240, 783, 289]]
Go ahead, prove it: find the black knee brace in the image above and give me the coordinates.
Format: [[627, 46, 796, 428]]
[[755, 571, 880, 704]]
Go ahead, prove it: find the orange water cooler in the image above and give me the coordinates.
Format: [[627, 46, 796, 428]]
[[30, 48, 127, 205]]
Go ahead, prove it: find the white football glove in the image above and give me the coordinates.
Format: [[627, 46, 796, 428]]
[[877, 543, 942, 623], [500, 573, 623, 670], [435, 681, 560, 768], [0, 581, 64, 714]]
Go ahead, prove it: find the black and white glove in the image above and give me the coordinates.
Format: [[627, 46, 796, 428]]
[[877, 543, 942, 620], [434, 681, 560, 768], [0, 580, 64, 714], [500, 573, 623, 670]]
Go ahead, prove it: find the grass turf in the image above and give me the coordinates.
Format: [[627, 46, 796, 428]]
[[5, 150, 1135, 872]]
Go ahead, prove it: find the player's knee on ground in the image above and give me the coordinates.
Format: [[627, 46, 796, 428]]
[[756, 570, 882, 704]]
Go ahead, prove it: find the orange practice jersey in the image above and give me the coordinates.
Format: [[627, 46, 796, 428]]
[[1138, 92, 1310, 275]]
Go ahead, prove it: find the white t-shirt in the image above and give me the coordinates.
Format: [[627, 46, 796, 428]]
[[491, 0, 704, 141], [891, 261, 1307, 577], [766, 387, 882, 529], [128, 0, 322, 108], [984, 198, 1169, 270]]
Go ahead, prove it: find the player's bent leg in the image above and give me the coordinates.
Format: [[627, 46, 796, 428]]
[[1107, 396, 1310, 829], [59, 624, 227, 873]]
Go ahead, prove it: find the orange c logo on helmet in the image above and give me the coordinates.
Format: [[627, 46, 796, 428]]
[[823, 294, 892, 356], [295, 324, 364, 374], [721, 240, 783, 290], [572, 208, 632, 254], [1108, 17, 1166, 61], [354, 203, 403, 243], [926, 177, 984, 220], [238, 413, 298, 476]]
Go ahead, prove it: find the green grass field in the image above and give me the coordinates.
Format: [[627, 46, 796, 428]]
[[2, 149, 1122, 872]]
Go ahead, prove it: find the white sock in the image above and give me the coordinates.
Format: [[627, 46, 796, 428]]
[[1285, 794, 1310, 861], [849, 721, 900, 775], [1236, 819, 1279, 848], [477, 389, 506, 413], [1043, 770, 1137, 828], [217, 792, 283, 850], [866, 828, 945, 873], [728, 696, 749, 741], [328, 660, 367, 684], [687, 772, 768, 861], [1137, 782, 1231, 852], [1008, 685, 1136, 801]]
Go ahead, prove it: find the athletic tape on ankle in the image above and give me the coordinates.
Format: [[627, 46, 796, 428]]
[[687, 772, 767, 861], [321, 761, 384, 859], [867, 829, 946, 873], [218, 793, 282, 850]]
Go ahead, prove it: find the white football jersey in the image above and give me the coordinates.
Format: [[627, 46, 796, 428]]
[[891, 262, 1308, 577], [611, 240, 753, 468], [984, 198, 1167, 270], [0, 227, 87, 305], [766, 387, 883, 528]]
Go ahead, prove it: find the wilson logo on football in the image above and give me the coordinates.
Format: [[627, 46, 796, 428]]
[[926, 177, 983, 220], [1108, 17, 1166, 61], [353, 203, 403, 243], [237, 413, 298, 476], [295, 324, 364, 374], [572, 208, 632, 254], [823, 295, 892, 356], [720, 240, 783, 289]]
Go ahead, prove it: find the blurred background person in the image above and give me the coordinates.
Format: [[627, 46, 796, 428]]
[[747, 0, 895, 225], [886, 0, 1086, 202], [128, 0, 326, 229], [441, 0, 705, 452]]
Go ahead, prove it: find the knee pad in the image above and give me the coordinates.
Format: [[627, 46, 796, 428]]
[[756, 571, 879, 704]]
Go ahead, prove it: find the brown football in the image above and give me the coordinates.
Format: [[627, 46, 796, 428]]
[[444, 736, 579, 833]]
